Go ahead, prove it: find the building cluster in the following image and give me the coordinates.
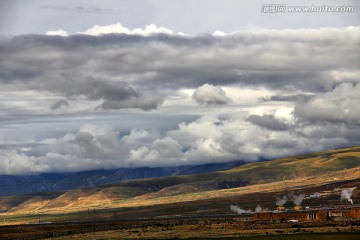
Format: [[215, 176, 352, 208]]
[[253, 206, 360, 221]]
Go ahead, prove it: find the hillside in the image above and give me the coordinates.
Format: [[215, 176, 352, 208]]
[[0, 161, 247, 197], [1, 146, 360, 217]]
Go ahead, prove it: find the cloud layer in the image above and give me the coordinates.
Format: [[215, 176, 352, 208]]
[[0, 23, 359, 174]]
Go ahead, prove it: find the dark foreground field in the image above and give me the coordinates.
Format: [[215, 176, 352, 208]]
[[49, 223, 360, 240], [59, 233, 360, 240], [235, 233, 360, 240], [1, 216, 360, 240]]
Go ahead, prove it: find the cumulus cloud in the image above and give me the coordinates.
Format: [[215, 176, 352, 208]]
[[192, 84, 232, 105], [0, 149, 50, 175], [1, 109, 360, 174], [294, 83, 360, 124], [130, 137, 183, 164]]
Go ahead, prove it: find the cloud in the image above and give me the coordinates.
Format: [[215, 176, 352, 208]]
[[73, 6, 120, 14], [100, 97, 163, 111], [40, 5, 122, 15], [130, 137, 183, 164], [265, 94, 314, 102], [294, 83, 360, 124], [192, 84, 232, 105], [57, 77, 164, 110], [46, 29, 68, 37], [49, 99, 69, 110], [1, 26, 358, 96], [0, 24, 359, 174], [247, 114, 289, 131], [1, 109, 360, 174], [0, 149, 50, 175], [2, 26, 359, 92], [78, 22, 176, 36], [61, 78, 138, 100], [212, 30, 226, 37]]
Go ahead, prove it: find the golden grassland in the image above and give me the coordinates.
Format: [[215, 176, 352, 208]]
[[12, 166, 358, 215]]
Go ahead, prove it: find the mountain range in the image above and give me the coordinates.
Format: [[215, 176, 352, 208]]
[[0, 160, 247, 197], [1, 146, 359, 217]]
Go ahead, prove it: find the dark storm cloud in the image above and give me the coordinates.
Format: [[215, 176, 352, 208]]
[[247, 114, 289, 131], [1, 27, 358, 94], [49, 99, 69, 110]]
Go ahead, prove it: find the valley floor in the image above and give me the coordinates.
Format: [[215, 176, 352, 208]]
[[50, 226, 360, 240], [1, 217, 360, 240]]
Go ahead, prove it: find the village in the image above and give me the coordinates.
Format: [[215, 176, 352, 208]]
[[229, 188, 360, 222]]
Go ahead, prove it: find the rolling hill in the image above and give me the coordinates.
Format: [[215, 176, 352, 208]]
[[0, 161, 247, 197], [1, 146, 360, 218]]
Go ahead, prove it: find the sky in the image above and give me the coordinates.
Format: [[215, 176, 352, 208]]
[[0, 0, 359, 175]]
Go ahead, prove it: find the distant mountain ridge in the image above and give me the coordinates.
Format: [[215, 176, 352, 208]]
[[0, 160, 247, 197], [1, 146, 359, 215]]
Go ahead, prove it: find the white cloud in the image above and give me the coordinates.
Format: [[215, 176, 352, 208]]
[[152, 137, 183, 159], [1, 107, 360, 174], [294, 83, 360, 123], [212, 30, 226, 37], [192, 84, 232, 105], [78, 22, 176, 36], [46, 29, 69, 36], [130, 146, 151, 162], [0, 149, 50, 175]]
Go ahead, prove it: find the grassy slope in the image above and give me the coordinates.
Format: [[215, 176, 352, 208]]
[[2, 146, 360, 214], [129, 146, 360, 199]]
